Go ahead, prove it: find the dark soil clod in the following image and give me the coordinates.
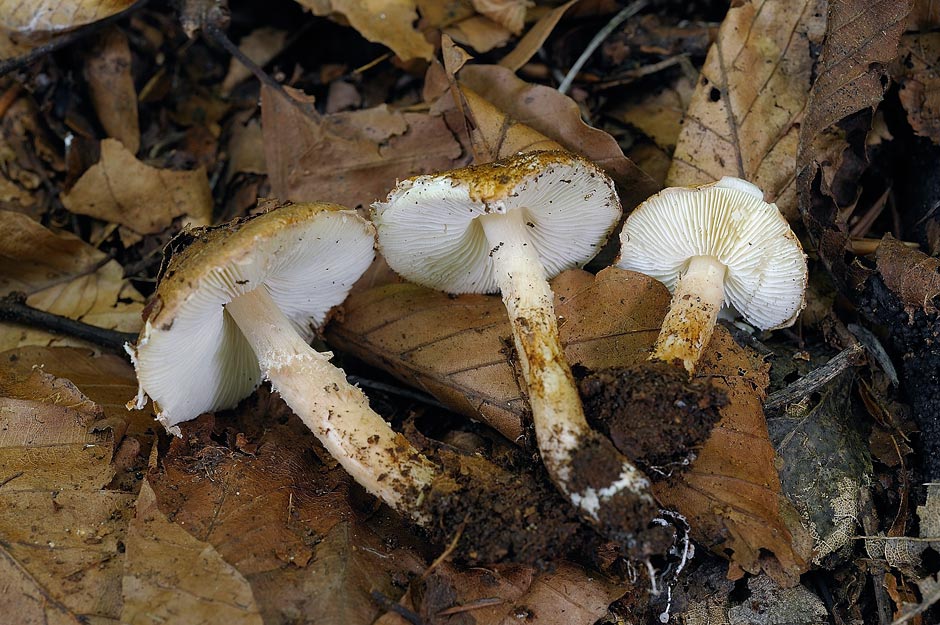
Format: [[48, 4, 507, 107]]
[[579, 362, 727, 476]]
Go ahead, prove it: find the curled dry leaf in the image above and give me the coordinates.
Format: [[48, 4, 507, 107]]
[[376, 561, 627, 625], [61, 139, 212, 235], [85, 27, 140, 153], [876, 235, 940, 315], [327, 267, 807, 579], [797, 0, 911, 288], [294, 0, 434, 61], [667, 0, 826, 221], [0, 346, 136, 623], [122, 480, 264, 625], [498, 0, 578, 71], [261, 85, 464, 209], [0, 210, 144, 350]]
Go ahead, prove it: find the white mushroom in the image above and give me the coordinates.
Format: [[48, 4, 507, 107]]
[[617, 177, 808, 374], [126, 203, 437, 519], [373, 151, 655, 531]]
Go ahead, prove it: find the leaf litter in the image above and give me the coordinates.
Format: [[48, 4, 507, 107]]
[[2, 0, 940, 621]]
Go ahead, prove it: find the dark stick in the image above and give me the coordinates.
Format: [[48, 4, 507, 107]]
[[370, 591, 424, 625], [0, 293, 137, 352], [764, 343, 866, 410], [0, 0, 150, 77]]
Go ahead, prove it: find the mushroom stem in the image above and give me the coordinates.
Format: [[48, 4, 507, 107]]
[[225, 286, 438, 521], [478, 209, 650, 516], [651, 255, 727, 374]]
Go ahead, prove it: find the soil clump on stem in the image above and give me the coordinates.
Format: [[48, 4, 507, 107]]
[[579, 362, 727, 475]]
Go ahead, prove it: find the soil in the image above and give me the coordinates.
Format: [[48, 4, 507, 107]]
[[419, 448, 671, 567], [579, 362, 727, 476]]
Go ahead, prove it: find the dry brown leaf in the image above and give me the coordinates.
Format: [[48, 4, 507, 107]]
[[147, 414, 425, 625], [667, 0, 826, 221], [457, 64, 659, 211], [876, 235, 940, 315], [797, 0, 911, 288], [896, 33, 940, 144], [908, 0, 940, 30], [327, 268, 806, 578], [0, 0, 135, 33], [221, 27, 288, 94], [294, 0, 434, 61], [376, 561, 626, 625], [0, 210, 144, 350], [614, 75, 695, 152], [85, 27, 140, 153], [0, 347, 136, 623], [445, 14, 512, 53], [122, 480, 264, 625], [61, 138, 212, 235], [261, 85, 464, 208], [471, 0, 527, 34], [499, 0, 576, 71]]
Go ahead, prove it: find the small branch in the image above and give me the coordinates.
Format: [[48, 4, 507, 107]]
[[370, 591, 424, 625], [0, 293, 136, 352], [764, 343, 866, 410], [557, 0, 648, 94], [347, 376, 449, 411], [0, 0, 149, 77]]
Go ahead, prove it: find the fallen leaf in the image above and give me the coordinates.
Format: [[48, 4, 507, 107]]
[[445, 14, 512, 53], [122, 480, 264, 625], [327, 267, 807, 578], [896, 33, 940, 144], [261, 85, 464, 208], [797, 0, 911, 289], [221, 27, 288, 94], [499, 0, 577, 71], [0, 0, 136, 33], [61, 138, 212, 235], [294, 0, 434, 61], [457, 64, 660, 211], [85, 27, 140, 153], [376, 561, 627, 625], [471, 0, 527, 34], [147, 411, 425, 625], [0, 347, 136, 623], [667, 0, 827, 221], [0, 210, 144, 350], [876, 235, 940, 315]]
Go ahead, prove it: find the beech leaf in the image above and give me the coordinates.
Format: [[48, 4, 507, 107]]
[[327, 267, 807, 578], [667, 0, 827, 220]]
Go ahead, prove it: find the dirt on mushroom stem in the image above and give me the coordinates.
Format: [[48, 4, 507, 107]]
[[579, 362, 727, 475]]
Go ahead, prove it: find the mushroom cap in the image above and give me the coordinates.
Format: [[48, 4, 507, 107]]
[[372, 151, 621, 294], [128, 203, 376, 433], [616, 177, 807, 330]]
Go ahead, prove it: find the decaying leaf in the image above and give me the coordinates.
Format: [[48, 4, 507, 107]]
[[0, 210, 144, 350], [122, 480, 264, 625], [261, 85, 464, 209], [327, 267, 807, 579], [0, 0, 136, 34], [85, 27, 140, 153], [498, 0, 577, 71], [0, 346, 136, 623], [221, 27, 288, 94], [294, 0, 434, 61], [60, 139, 212, 235], [376, 561, 627, 625], [146, 412, 425, 625], [766, 370, 872, 563], [877, 235, 940, 315], [797, 0, 912, 287], [667, 0, 826, 220], [896, 33, 940, 144]]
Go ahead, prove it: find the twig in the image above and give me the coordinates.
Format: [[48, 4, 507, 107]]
[[0, 472, 23, 489], [764, 343, 866, 410], [0, 293, 136, 352], [436, 598, 504, 616], [419, 522, 465, 582], [557, 0, 648, 94], [370, 590, 424, 625], [0, 0, 149, 77], [202, 24, 320, 121], [347, 376, 449, 411]]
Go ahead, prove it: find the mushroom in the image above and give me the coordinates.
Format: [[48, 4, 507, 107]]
[[126, 203, 438, 519], [372, 150, 657, 537], [617, 176, 808, 374]]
